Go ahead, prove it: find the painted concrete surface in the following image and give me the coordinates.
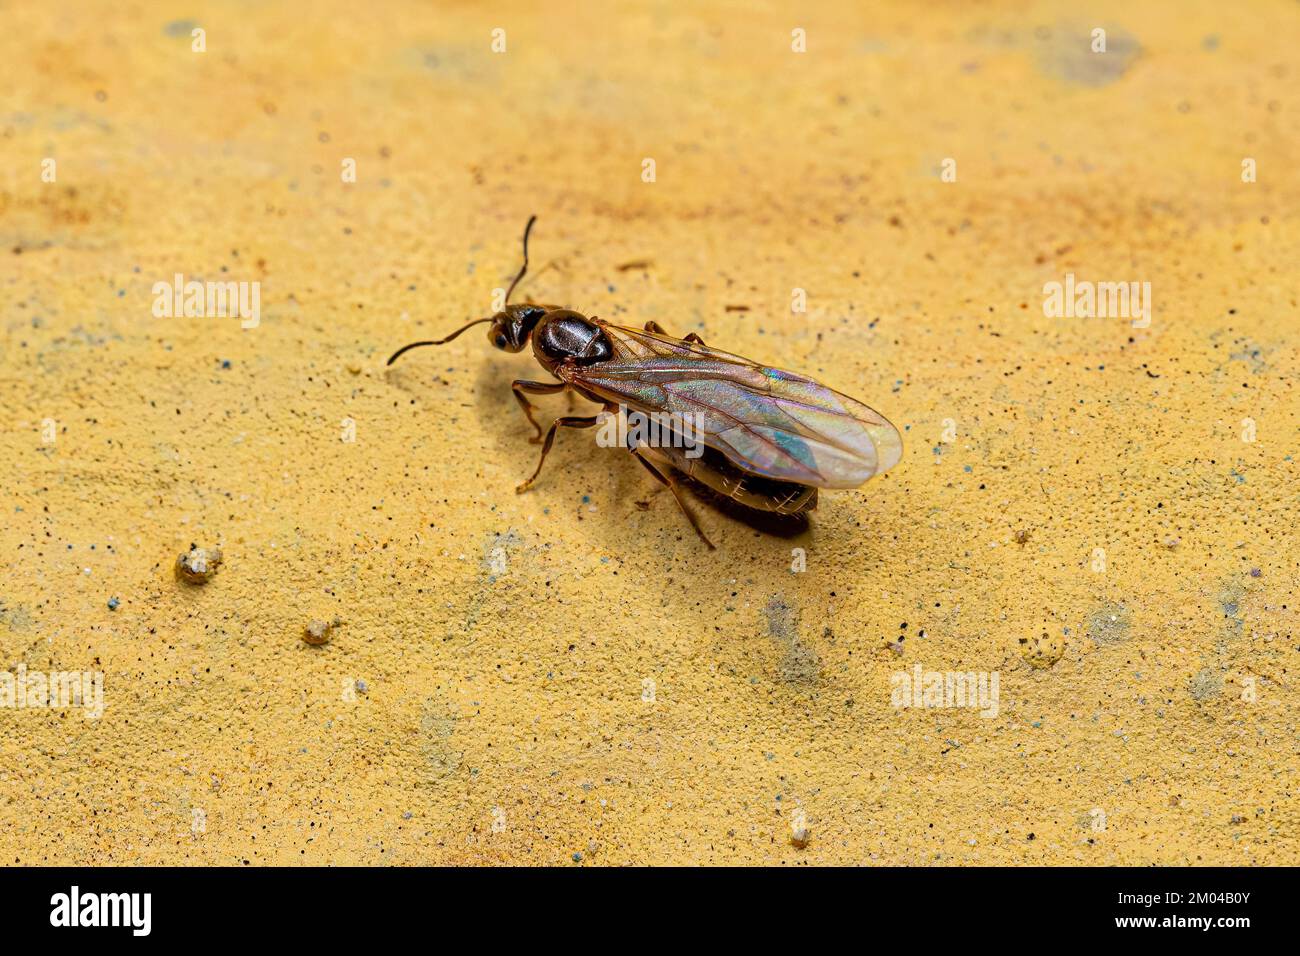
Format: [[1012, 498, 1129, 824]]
[[0, 1, 1296, 864]]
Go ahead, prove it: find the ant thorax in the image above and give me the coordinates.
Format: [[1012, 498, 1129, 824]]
[[531, 312, 612, 370]]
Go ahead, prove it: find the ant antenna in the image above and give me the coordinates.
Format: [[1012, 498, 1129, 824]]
[[386, 216, 538, 366], [386, 318, 494, 365], [504, 215, 537, 304]]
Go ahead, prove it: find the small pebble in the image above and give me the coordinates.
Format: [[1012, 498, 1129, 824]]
[[175, 545, 222, 583], [791, 825, 812, 849], [107, 596, 120, 610], [303, 617, 340, 646]]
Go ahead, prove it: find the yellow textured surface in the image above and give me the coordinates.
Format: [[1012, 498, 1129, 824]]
[[1, 0, 1297, 865]]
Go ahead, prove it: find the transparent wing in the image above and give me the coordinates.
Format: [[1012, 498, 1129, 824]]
[[563, 323, 903, 489]]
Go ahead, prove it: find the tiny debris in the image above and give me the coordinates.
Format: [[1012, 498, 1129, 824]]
[[175, 545, 222, 584], [107, 596, 120, 611], [303, 617, 341, 646], [1014, 529, 1031, 546], [791, 824, 812, 849]]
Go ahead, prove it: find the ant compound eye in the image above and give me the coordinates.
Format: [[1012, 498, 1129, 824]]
[[494, 333, 508, 349]]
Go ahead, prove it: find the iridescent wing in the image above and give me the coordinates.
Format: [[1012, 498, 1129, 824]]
[[560, 321, 903, 489]]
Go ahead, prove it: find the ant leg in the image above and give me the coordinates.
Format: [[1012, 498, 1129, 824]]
[[517, 415, 600, 494], [630, 449, 716, 550], [512, 380, 566, 443], [643, 321, 704, 345]]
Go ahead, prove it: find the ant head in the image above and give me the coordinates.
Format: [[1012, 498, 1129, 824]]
[[487, 303, 547, 352]]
